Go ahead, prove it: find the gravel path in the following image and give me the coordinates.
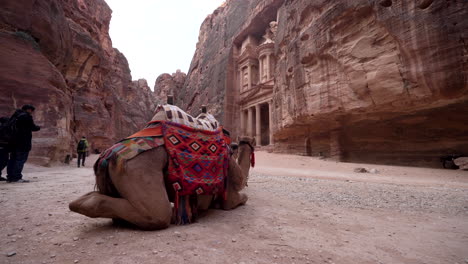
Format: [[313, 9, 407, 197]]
[[250, 172, 468, 215], [1, 152, 467, 264]]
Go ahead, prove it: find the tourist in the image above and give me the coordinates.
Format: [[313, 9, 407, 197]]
[[0, 117, 10, 181], [6, 104, 41, 183], [77, 136, 89, 168]]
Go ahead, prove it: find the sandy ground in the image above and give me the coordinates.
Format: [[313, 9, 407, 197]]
[[1, 152, 467, 264]]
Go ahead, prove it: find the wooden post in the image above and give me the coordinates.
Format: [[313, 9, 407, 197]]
[[167, 95, 174, 105], [201, 105, 207, 113]]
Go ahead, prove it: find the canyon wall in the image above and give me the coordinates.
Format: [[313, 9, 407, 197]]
[[183, 0, 468, 167], [0, 0, 157, 165], [182, 0, 284, 119], [154, 70, 187, 105]]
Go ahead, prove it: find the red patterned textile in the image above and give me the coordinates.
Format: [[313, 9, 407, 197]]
[[161, 121, 229, 197]]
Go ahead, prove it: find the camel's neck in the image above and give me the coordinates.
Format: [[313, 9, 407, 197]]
[[237, 147, 252, 178]]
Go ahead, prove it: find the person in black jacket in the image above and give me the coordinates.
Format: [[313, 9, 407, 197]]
[[0, 117, 10, 181], [6, 104, 40, 183]]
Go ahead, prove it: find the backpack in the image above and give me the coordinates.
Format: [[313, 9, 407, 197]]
[[0, 115, 19, 144], [77, 140, 86, 151]]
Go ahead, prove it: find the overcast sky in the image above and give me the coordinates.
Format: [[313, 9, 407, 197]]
[[105, 0, 225, 89]]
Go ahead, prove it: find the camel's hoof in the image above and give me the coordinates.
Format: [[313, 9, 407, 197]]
[[239, 193, 248, 205]]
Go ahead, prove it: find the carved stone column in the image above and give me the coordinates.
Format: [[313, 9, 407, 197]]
[[266, 54, 271, 81], [247, 107, 253, 137], [255, 104, 261, 146], [330, 130, 342, 161], [268, 100, 274, 145], [238, 69, 243, 91], [247, 65, 252, 90], [240, 109, 245, 135], [258, 58, 263, 83]]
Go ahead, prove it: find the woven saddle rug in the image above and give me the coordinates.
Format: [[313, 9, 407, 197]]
[[162, 121, 229, 225], [161, 121, 229, 197], [96, 134, 164, 169]]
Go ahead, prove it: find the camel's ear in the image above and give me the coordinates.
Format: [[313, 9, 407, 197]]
[[251, 137, 256, 146], [236, 136, 240, 143]]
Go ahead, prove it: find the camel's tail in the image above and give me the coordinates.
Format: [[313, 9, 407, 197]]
[[94, 156, 120, 197]]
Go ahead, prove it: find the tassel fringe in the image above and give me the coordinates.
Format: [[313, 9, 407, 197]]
[[172, 195, 198, 225], [251, 152, 255, 168]]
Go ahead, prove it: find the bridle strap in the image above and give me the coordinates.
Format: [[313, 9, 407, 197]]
[[238, 140, 254, 152]]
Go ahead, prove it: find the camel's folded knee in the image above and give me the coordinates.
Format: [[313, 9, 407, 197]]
[[68, 200, 80, 213], [68, 192, 105, 218], [69, 196, 88, 214], [240, 193, 248, 205], [223, 193, 248, 210]]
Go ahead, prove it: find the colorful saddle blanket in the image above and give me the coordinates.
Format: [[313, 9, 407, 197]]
[[162, 121, 229, 197], [97, 121, 229, 198], [97, 136, 164, 169]]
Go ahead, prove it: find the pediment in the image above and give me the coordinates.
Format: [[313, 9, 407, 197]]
[[240, 84, 273, 104]]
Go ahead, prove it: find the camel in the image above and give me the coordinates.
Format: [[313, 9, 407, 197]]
[[69, 107, 255, 230]]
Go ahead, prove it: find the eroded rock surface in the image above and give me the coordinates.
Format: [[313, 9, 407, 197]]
[[154, 70, 186, 105], [0, 0, 157, 165], [182, 0, 468, 167], [454, 157, 468, 170]]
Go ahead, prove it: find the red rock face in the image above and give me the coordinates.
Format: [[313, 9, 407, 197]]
[[0, 0, 157, 165], [0, 32, 74, 165], [181, 0, 285, 120], [182, 0, 468, 167], [154, 70, 187, 105]]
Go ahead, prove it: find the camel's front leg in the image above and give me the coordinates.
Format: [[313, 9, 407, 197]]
[[69, 190, 170, 230], [197, 195, 213, 210], [223, 158, 248, 210], [69, 148, 172, 230], [223, 190, 248, 210], [69, 191, 153, 222]]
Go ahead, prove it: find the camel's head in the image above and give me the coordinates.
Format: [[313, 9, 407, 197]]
[[238, 136, 255, 148], [237, 136, 256, 168]]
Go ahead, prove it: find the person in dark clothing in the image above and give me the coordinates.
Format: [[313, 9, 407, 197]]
[[77, 136, 89, 168], [6, 104, 40, 183], [0, 117, 10, 181]]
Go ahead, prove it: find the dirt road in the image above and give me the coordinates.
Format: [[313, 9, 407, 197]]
[[1, 152, 467, 264]]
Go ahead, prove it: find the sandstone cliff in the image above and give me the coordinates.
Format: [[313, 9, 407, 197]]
[[182, 0, 468, 167], [0, 0, 157, 165], [154, 70, 187, 105]]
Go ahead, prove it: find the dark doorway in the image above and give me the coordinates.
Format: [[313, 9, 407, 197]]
[[305, 137, 312, 156], [260, 103, 270, 145]]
